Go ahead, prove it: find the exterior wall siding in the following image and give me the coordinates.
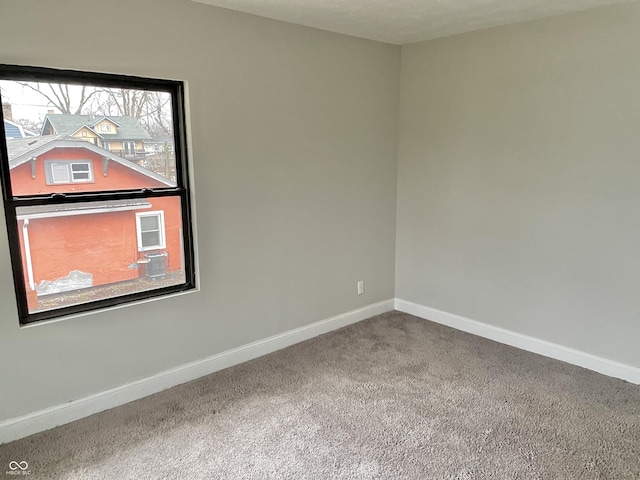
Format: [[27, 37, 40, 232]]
[[10, 147, 182, 295], [10, 148, 165, 195], [26, 210, 140, 286]]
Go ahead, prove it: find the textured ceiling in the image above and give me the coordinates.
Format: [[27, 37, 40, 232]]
[[190, 0, 631, 44]]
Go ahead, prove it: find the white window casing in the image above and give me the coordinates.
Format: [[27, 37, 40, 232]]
[[136, 211, 166, 251]]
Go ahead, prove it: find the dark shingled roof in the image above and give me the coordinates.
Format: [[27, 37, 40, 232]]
[[6, 135, 68, 162], [42, 114, 151, 141]]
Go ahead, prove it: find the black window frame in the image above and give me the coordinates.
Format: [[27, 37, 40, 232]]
[[0, 64, 196, 325]]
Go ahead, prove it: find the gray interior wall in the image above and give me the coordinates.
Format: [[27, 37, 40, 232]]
[[396, 2, 640, 368], [0, 0, 399, 421], [3, 0, 638, 425]]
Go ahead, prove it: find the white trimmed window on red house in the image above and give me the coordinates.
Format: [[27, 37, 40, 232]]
[[136, 211, 166, 251]]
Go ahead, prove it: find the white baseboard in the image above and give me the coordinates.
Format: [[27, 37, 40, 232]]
[[395, 298, 640, 385], [0, 299, 394, 445]]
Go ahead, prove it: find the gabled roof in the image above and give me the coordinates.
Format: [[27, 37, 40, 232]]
[[89, 116, 122, 128], [69, 125, 104, 139], [41, 114, 151, 141], [6, 136, 175, 187]]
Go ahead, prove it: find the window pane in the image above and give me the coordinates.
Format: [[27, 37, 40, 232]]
[[140, 215, 159, 232], [14, 195, 185, 314], [71, 163, 89, 172], [141, 231, 161, 248], [51, 163, 70, 183], [1, 65, 194, 324], [1, 79, 177, 196]]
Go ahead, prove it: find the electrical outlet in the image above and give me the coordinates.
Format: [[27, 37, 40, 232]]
[[357, 280, 364, 295]]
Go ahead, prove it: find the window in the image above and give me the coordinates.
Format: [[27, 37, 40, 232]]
[[123, 141, 135, 155], [100, 124, 111, 132], [136, 211, 165, 251], [0, 64, 195, 325], [45, 161, 93, 184], [81, 131, 87, 137]]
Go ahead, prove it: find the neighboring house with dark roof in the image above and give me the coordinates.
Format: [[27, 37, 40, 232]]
[[6, 136, 181, 310], [41, 113, 151, 159], [4, 119, 37, 139]]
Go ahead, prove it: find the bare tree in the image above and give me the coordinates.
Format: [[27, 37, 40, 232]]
[[101, 88, 148, 118], [16, 82, 101, 115], [144, 91, 173, 136], [94, 88, 173, 136], [12, 81, 174, 139]]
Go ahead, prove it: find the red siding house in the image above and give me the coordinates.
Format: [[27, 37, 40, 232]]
[[6, 135, 183, 310]]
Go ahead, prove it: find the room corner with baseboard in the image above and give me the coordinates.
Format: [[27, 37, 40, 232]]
[[1, 0, 639, 477]]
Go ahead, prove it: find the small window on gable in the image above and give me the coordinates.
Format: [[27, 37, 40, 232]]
[[45, 161, 93, 184], [81, 131, 87, 137], [100, 124, 111, 132]]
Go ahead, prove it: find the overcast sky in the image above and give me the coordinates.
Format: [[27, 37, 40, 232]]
[[1, 80, 79, 122]]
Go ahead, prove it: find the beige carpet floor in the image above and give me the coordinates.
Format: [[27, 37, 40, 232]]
[[1, 311, 639, 479]]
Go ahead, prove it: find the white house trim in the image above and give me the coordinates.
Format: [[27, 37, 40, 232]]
[[395, 298, 640, 385], [16, 203, 151, 220], [135, 210, 166, 251], [0, 299, 395, 444], [22, 219, 35, 290]]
